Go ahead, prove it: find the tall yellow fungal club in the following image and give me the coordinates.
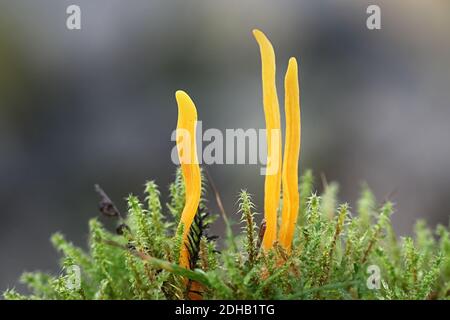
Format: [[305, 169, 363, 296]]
[[279, 58, 301, 252], [253, 29, 283, 251], [175, 90, 202, 269]]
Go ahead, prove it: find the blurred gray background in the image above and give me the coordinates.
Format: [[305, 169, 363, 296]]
[[1, 0, 449, 292]]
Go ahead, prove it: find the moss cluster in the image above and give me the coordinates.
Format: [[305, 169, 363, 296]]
[[4, 169, 450, 300]]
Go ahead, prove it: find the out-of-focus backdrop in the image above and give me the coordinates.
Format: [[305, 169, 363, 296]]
[[1, 0, 449, 292]]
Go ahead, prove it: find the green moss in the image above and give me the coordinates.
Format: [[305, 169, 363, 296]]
[[4, 170, 450, 300]]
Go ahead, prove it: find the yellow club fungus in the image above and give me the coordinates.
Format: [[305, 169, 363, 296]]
[[253, 29, 282, 251], [174, 29, 300, 267], [175, 90, 202, 270], [253, 29, 301, 253], [279, 58, 301, 252]]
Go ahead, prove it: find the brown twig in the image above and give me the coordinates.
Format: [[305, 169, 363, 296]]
[[102, 239, 210, 286], [94, 184, 124, 220], [320, 172, 328, 189], [257, 219, 266, 251], [203, 167, 228, 225], [383, 187, 398, 204]]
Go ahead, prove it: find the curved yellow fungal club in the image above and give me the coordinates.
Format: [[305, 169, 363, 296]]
[[279, 58, 301, 252], [253, 29, 282, 251], [175, 90, 202, 269]]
